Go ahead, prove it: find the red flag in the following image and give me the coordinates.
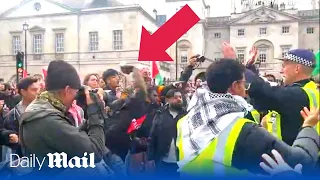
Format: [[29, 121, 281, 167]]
[[42, 68, 47, 79], [151, 61, 159, 79], [41, 68, 47, 89], [127, 115, 147, 134], [23, 69, 28, 78]]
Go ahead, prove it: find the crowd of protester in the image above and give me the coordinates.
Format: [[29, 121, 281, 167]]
[[0, 42, 319, 179]]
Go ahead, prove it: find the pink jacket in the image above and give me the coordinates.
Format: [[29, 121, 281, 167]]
[[68, 101, 84, 127]]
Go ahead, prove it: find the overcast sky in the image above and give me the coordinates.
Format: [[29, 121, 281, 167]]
[[0, 0, 316, 17]]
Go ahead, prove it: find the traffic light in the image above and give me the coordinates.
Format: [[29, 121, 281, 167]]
[[16, 52, 24, 82]]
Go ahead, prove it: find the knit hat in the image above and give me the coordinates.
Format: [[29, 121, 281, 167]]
[[46, 60, 81, 91], [165, 88, 181, 98]]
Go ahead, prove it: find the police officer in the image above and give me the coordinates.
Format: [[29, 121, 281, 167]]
[[247, 49, 319, 145], [177, 59, 320, 176]]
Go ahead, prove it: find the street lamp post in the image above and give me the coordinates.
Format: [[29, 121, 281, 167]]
[[23, 22, 29, 72], [175, 8, 179, 80]]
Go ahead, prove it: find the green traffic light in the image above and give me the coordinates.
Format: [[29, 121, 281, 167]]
[[17, 62, 23, 68]]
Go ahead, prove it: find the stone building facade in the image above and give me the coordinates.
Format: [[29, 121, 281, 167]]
[[0, 0, 319, 82]]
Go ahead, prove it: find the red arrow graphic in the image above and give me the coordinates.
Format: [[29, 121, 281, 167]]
[[138, 5, 200, 62]]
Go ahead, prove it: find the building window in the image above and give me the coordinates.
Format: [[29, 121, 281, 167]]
[[259, 28, 267, 35], [238, 29, 245, 36], [113, 30, 123, 50], [214, 52, 221, 61], [258, 48, 267, 64], [281, 47, 290, 58], [237, 50, 245, 63], [307, 27, 314, 34], [89, 32, 99, 51], [180, 50, 188, 63], [55, 33, 64, 53], [33, 34, 42, 54], [214, 32, 221, 38], [282, 26, 290, 34], [12, 36, 21, 55]]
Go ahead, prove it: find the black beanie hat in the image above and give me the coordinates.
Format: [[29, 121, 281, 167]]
[[46, 60, 81, 91]]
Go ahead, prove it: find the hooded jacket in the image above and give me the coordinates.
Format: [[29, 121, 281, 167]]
[[19, 92, 107, 176]]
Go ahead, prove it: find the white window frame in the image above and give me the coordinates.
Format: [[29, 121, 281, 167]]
[[214, 32, 221, 38], [214, 52, 221, 61], [55, 33, 64, 53], [282, 26, 290, 34], [12, 36, 21, 55], [306, 27, 314, 34], [89, 32, 99, 52], [33, 34, 42, 54], [180, 50, 188, 63], [238, 29, 245, 36], [281, 47, 290, 58], [258, 48, 267, 64], [113, 30, 123, 50], [259, 28, 267, 35], [237, 49, 245, 63]]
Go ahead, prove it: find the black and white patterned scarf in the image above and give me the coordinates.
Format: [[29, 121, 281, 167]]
[[181, 87, 247, 157]]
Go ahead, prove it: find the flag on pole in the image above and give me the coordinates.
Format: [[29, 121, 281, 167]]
[[151, 61, 163, 85], [42, 68, 47, 79], [41, 68, 47, 89], [23, 69, 28, 78], [312, 50, 320, 76]]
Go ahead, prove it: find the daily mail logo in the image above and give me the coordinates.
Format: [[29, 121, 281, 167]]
[[10, 152, 95, 170]]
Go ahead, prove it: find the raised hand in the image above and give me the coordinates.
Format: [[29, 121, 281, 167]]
[[260, 149, 302, 175], [245, 46, 258, 66], [300, 107, 320, 128], [222, 42, 237, 59]]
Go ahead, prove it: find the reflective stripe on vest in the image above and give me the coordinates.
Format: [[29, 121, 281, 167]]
[[178, 118, 251, 175], [302, 81, 320, 135], [250, 110, 261, 124], [265, 111, 282, 140], [177, 115, 188, 161]]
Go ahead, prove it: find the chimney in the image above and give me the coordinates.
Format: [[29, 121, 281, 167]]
[[311, 0, 316, 9], [153, 9, 157, 19], [206, 5, 211, 17], [280, 2, 285, 10]]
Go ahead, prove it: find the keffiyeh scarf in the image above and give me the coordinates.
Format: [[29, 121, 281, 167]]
[[178, 88, 249, 168]]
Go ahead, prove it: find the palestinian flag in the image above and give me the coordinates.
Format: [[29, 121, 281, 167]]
[[127, 115, 147, 134], [152, 61, 163, 85]]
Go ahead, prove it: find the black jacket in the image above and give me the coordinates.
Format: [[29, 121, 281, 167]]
[[248, 78, 312, 145], [129, 102, 160, 154], [232, 122, 319, 175], [104, 91, 148, 160], [147, 106, 187, 162]]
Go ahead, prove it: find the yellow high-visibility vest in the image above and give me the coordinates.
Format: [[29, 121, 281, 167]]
[[176, 117, 252, 176], [265, 81, 320, 139], [265, 111, 282, 140], [250, 109, 261, 124]]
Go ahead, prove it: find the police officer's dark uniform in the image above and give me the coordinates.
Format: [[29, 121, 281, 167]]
[[247, 49, 319, 145]]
